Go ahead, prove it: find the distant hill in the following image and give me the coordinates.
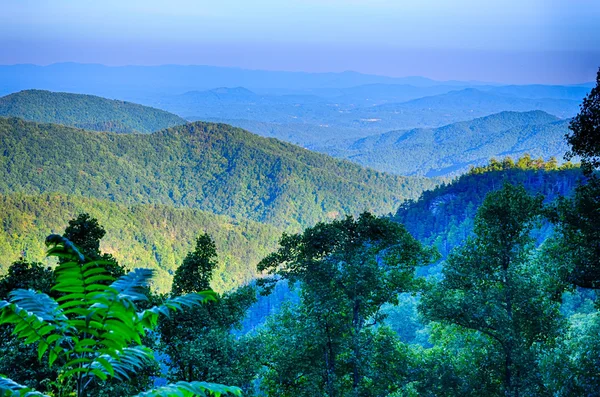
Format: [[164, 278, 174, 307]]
[[318, 111, 572, 176], [0, 63, 465, 99], [364, 88, 580, 120], [159, 86, 581, 148], [485, 84, 591, 101], [0, 117, 437, 229], [0, 90, 187, 133], [0, 192, 282, 293]]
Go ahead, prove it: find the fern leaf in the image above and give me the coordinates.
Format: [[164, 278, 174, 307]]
[[90, 346, 154, 381], [134, 381, 242, 397], [109, 268, 154, 302], [8, 290, 67, 323], [0, 375, 50, 397], [137, 291, 217, 328], [0, 300, 66, 362]]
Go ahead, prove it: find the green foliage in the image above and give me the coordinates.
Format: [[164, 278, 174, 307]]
[[393, 156, 585, 261], [547, 177, 600, 289], [410, 324, 504, 397], [134, 381, 242, 397], [0, 90, 187, 134], [0, 193, 281, 292], [0, 117, 437, 230], [0, 235, 240, 397], [172, 234, 218, 295], [0, 261, 54, 300], [258, 212, 436, 396], [566, 68, 600, 174], [539, 312, 600, 396], [419, 183, 563, 396], [159, 234, 259, 395]]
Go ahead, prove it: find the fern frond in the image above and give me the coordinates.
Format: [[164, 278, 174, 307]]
[[137, 291, 217, 329], [0, 375, 50, 396], [90, 346, 154, 381], [45, 234, 84, 262], [0, 300, 67, 363], [133, 381, 242, 397], [110, 268, 154, 302], [8, 290, 67, 323]]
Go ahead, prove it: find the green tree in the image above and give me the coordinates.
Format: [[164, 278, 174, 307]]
[[420, 183, 562, 396], [0, 235, 241, 397], [171, 234, 217, 295], [551, 68, 600, 290], [159, 234, 259, 394], [258, 212, 436, 396], [0, 260, 57, 392], [566, 68, 600, 175], [548, 177, 600, 289], [539, 312, 600, 396], [62, 213, 125, 279]]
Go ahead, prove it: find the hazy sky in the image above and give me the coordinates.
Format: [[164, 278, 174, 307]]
[[2, 0, 599, 83]]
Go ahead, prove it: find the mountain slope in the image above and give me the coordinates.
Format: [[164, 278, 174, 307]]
[[0, 192, 281, 292], [0, 90, 187, 133], [320, 111, 571, 177], [392, 159, 586, 266], [0, 117, 437, 229]]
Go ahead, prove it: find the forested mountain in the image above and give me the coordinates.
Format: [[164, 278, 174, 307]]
[[0, 193, 281, 292], [319, 111, 571, 176], [393, 157, 586, 261], [0, 117, 437, 229], [0, 90, 187, 133]]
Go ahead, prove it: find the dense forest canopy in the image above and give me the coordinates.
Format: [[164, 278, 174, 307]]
[[0, 90, 187, 133], [0, 117, 437, 229], [0, 193, 282, 292]]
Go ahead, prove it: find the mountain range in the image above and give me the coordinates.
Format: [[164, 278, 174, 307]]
[[317, 110, 572, 176]]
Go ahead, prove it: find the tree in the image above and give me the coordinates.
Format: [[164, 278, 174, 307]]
[[159, 234, 259, 394], [550, 68, 600, 290], [566, 67, 600, 175], [62, 213, 125, 279], [258, 212, 436, 396], [0, 235, 241, 397], [420, 183, 562, 397], [0, 260, 54, 300], [548, 177, 600, 289], [171, 233, 217, 295], [540, 311, 600, 396]]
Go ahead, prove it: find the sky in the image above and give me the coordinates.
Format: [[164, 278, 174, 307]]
[[2, 0, 599, 84]]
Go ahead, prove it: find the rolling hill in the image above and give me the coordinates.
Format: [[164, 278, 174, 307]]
[[0, 90, 187, 133], [0, 117, 437, 229], [318, 111, 572, 176], [0, 192, 282, 293]]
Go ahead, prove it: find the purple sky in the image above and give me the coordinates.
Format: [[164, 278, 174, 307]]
[[2, 0, 599, 84]]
